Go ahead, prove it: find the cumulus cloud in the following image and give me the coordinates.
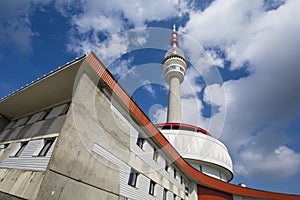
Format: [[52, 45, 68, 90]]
[[60, 0, 190, 58], [182, 0, 300, 180], [235, 145, 300, 180]]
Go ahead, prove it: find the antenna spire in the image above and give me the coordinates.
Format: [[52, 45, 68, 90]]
[[171, 24, 178, 54]]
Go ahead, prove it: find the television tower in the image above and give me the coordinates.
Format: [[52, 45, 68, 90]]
[[162, 24, 188, 123]]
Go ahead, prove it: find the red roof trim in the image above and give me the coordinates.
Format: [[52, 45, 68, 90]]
[[156, 123, 212, 136], [85, 52, 300, 200]]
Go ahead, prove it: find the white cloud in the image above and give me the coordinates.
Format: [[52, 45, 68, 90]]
[[60, 0, 190, 57], [235, 145, 300, 180], [182, 0, 300, 180], [108, 57, 136, 78], [141, 80, 156, 98], [151, 106, 167, 124], [204, 84, 226, 106]]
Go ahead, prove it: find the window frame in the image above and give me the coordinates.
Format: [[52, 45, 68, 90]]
[[0, 143, 9, 149], [163, 188, 168, 200], [174, 168, 177, 179], [136, 135, 145, 149], [11, 142, 28, 157], [165, 160, 169, 172], [153, 147, 159, 162], [38, 138, 55, 157], [149, 180, 156, 196], [128, 168, 139, 188]]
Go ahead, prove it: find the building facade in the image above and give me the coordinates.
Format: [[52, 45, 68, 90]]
[[0, 28, 299, 200]]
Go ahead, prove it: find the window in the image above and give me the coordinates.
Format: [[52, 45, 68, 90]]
[[0, 143, 9, 149], [128, 169, 139, 187], [174, 168, 177, 179], [149, 180, 156, 196], [199, 165, 202, 172], [165, 160, 169, 172], [13, 142, 28, 157], [38, 139, 55, 156], [136, 135, 145, 149], [153, 148, 158, 162], [173, 194, 177, 200], [163, 188, 168, 200], [180, 175, 184, 185], [185, 185, 189, 196]]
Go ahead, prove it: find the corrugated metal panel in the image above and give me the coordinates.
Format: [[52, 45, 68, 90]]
[[110, 101, 186, 198], [0, 138, 56, 171], [130, 135, 185, 191], [46, 103, 68, 120], [27, 111, 45, 124], [95, 89, 186, 198], [4, 121, 15, 130], [0, 115, 65, 143], [13, 116, 29, 128], [93, 143, 164, 200]]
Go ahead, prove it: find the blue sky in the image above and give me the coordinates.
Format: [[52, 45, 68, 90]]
[[1, 0, 300, 195]]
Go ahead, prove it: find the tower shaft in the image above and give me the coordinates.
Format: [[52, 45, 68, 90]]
[[167, 76, 181, 123], [162, 24, 187, 123]]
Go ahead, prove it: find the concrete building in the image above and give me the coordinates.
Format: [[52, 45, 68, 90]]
[[0, 27, 300, 200]]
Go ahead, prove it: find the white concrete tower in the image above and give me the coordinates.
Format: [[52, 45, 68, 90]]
[[162, 24, 187, 123], [158, 24, 233, 183]]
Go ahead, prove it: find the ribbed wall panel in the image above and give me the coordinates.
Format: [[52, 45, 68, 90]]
[[96, 102, 187, 199], [110, 101, 186, 199], [93, 143, 175, 200], [0, 138, 56, 171]]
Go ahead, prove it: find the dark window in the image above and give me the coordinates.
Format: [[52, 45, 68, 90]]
[[165, 160, 169, 172], [163, 188, 168, 200], [14, 142, 28, 157], [136, 135, 145, 149], [199, 165, 202, 172], [149, 180, 156, 196], [174, 168, 177, 179], [180, 175, 184, 185], [128, 169, 139, 187], [173, 194, 177, 200], [38, 139, 55, 156], [153, 148, 158, 162], [185, 185, 189, 195]]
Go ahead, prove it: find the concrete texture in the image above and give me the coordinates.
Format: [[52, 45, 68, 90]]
[[37, 71, 131, 199], [0, 168, 44, 199], [167, 76, 181, 123]]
